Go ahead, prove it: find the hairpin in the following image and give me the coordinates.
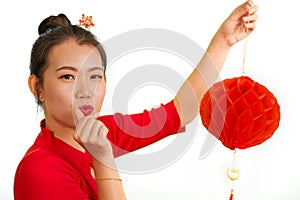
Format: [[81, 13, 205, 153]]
[[78, 14, 95, 29]]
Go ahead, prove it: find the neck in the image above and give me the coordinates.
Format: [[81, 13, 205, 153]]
[[45, 117, 85, 152]]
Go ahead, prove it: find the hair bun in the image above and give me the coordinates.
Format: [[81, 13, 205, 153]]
[[38, 13, 71, 35]]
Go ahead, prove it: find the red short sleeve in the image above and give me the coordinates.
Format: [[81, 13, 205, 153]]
[[99, 100, 185, 157]]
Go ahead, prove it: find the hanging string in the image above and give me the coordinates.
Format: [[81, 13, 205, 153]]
[[242, 38, 248, 75], [242, 4, 251, 75], [232, 149, 237, 169], [229, 3, 252, 199], [227, 149, 239, 200]]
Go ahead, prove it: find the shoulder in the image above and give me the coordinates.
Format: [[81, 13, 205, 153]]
[[14, 148, 81, 199], [15, 148, 79, 188], [16, 147, 77, 180]]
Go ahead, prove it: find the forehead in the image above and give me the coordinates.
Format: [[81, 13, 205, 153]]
[[48, 39, 103, 69]]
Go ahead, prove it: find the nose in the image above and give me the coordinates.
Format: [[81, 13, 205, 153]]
[[74, 77, 93, 99]]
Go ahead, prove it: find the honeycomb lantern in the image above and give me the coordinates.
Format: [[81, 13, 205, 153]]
[[200, 76, 280, 150]]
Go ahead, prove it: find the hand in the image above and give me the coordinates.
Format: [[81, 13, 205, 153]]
[[217, 0, 259, 47], [74, 115, 114, 165]]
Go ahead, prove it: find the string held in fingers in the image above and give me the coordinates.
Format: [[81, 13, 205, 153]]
[[242, 6, 251, 75], [242, 37, 248, 75]]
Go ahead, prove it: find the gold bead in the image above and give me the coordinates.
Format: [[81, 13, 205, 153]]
[[227, 168, 240, 181]]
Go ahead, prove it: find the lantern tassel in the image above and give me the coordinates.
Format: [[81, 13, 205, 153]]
[[229, 189, 234, 200], [227, 150, 238, 200]]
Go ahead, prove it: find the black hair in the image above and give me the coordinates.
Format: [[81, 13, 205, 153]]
[[30, 13, 106, 106]]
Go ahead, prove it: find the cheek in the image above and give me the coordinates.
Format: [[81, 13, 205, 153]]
[[94, 84, 106, 105], [44, 83, 73, 107]]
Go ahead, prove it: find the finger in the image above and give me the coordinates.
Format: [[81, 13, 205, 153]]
[[98, 125, 109, 141], [80, 117, 97, 141], [74, 115, 88, 144], [76, 112, 98, 133], [81, 113, 99, 132], [246, 0, 254, 7], [87, 112, 100, 119], [90, 120, 102, 140], [248, 4, 259, 15], [75, 116, 90, 136], [88, 118, 109, 137], [245, 22, 256, 30], [81, 118, 108, 141], [233, 0, 254, 19], [75, 118, 93, 145], [98, 121, 109, 136], [243, 13, 259, 23]]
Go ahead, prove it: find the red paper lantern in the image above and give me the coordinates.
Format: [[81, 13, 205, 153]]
[[200, 76, 280, 150]]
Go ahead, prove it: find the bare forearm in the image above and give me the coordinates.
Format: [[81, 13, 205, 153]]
[[93, 157, 126, 200], [174, 32, 231, 126]]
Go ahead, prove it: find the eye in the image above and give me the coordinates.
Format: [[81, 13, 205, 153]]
[[60, 74, 75, 80], [90, 75, 103, 80]]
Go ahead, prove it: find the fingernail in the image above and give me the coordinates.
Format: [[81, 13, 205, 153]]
[[248, 0, 253, 7]]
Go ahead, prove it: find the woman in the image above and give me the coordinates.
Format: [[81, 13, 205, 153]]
[[14, 1, 258, 199]]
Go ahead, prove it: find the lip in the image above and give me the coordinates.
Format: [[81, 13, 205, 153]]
[[79, 105, 94, 116]]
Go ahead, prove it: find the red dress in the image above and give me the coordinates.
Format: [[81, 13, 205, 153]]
[[14, 100, 184, 200]]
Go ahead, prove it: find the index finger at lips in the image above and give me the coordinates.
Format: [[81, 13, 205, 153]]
[[75, 117, 89, 136], [76, 117, 87, 135], [76, 116, 95, 139]]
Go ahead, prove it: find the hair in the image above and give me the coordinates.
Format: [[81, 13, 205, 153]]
[[30, 13, 107, 106]]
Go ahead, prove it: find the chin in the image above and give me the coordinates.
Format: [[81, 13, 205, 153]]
[[64, 120, 77, 130]]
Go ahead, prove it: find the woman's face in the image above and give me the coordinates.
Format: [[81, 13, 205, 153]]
[[41, 39, 106, 129]]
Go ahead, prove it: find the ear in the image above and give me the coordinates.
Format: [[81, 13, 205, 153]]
[[28, 75, 44, 102]]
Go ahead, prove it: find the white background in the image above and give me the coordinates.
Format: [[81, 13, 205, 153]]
[[1, 0, 299, 199]]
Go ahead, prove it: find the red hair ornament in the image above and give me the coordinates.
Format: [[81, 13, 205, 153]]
[[200, 76, 280, 150], [78, 14, 95, 29]]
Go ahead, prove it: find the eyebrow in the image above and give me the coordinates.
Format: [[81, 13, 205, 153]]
[[56, 66, 77, 72], [56, 66, 103, 72], [88, 66, 104, 72]]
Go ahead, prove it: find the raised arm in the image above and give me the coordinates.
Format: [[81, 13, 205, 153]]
[[174, 0, 259, 126]]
